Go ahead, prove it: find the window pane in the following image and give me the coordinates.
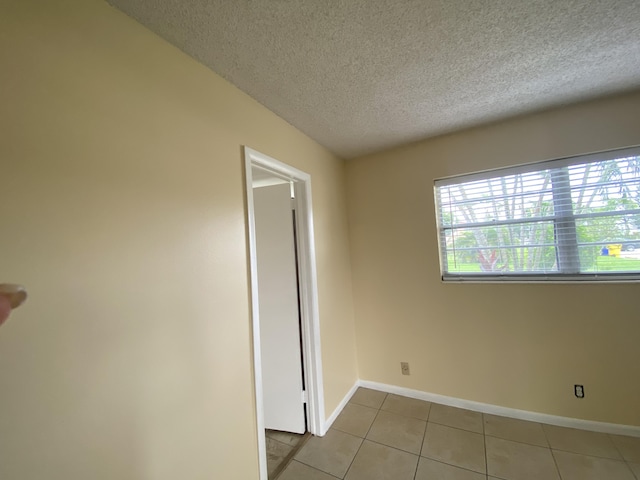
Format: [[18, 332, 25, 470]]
[[568, 156, 640, 216], [435, 147, 640, 281], [579, 245, 640, 273], [439, 171, 555, 229], [444, 221, 558, 273], [576, 213, 640, 273]]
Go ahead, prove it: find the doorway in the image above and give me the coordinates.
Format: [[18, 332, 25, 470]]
[[243, 147, 325, 480]]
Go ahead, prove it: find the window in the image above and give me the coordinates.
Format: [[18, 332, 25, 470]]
[[434, 146, 640, 282]]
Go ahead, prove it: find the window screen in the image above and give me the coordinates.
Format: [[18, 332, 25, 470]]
[[434, 146, 640, 282]]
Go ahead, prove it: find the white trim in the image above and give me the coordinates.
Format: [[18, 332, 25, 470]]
[[243, 155, 268, 480], [358, 380, 640, 438], [252, 177, 290, 188], [243, 147, 326, 480], [323, 381, 360, 434]]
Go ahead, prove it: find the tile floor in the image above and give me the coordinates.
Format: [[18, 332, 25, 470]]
[[266, 429, 308, 479], [276, 387, 640, 480]]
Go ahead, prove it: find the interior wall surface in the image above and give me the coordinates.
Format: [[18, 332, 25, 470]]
[[0, 1, 358, 478], [346, 91, 640, 427]]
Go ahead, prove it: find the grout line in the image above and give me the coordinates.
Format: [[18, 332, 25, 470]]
[[360, 433, 423, 456], [349, 399, 387, 410], [287, 459, 342, 479], [483, 433, 554, 449], [426, 399, 434, 422], [269, 432, 311, 480], [626, 460, 640, 480], [482, 412, 489, 477], [418, 452, 489, 476], [427, 419, 484, 435], [542, 422, 553, 446], [342, 393, 387, 478], [418, 453, 489, 476], [549, 448, 564, 480], [364, 394, 386, 437], [292, 458, 344, 480], [550, 446, 638, 465], [411, 448, 420, 480], [331, 426, 364, 437], [608, 432, 628, 462], [293, 454, 344, 479], [341, 431, 367, 478], [330, 406, 378, 438], [417, 407, 429, 459], [380, 409, 431, 423], [548, 445, 627, 461], [378, 405, 432, 423]]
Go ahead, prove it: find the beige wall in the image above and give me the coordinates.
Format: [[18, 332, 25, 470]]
[[347, 91, 640, 427], [0, 1, 357, 479]]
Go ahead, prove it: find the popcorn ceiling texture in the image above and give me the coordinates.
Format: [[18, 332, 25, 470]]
[[108, 0, 640, 158]]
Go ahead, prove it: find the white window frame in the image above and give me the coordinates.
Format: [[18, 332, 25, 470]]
[[434, 145, 640, 283]]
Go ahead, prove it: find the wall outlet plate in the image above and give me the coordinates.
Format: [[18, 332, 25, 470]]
[[401, 362, 410, 375], [574, 384, 585, 398]]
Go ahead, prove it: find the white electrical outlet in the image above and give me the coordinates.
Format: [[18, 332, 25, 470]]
[[401, 362, 410, 375], [574, 384, 585, 398]]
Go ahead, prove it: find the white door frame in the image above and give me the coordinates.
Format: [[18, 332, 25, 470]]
[[243, 147, 325, 480]]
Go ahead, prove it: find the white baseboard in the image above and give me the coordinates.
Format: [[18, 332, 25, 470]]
[[322, 381, 359, 435], [358, 380, 640, 438]]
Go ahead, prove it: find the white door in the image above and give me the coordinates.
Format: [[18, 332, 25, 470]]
[[253, 182, 306, 434]]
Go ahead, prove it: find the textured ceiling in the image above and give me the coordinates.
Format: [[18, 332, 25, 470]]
[[108, 0, 640, 159]]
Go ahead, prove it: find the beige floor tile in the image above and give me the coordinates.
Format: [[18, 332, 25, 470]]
[[421, 422, 486, 474], [429, 404, 483, 433], [381, 393, 431, 421], [366, 410, 426, 454], [288, 391, 639, 480], [278, 460, 339, 480], [332, 403, 378, 437], [295, 429, 362, 478], [611, 435, 640, 463], [350, 387, 387, 409], [553, 450, 636, 480], [345, 440, 418, 480], [484, 414, 548, 447], [266, 430, 304, 448], [415, 457, 485, 480], [543, 424, 621, 459], [486, 436, 560, 480], [266, 438, 294, 476]]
